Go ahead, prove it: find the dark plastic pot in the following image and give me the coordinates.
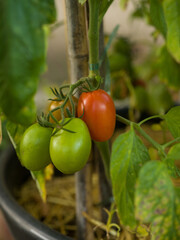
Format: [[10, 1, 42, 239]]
[[0, 146, 72, 240]]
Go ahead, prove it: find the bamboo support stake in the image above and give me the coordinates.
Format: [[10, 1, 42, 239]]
[[64, 1, 94, 240], [64, 0, 88, 83]]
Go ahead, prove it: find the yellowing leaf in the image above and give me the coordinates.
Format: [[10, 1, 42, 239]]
[[31, 170, 47, 202], [110, 128, 150, 229], [135, 161, 180, 240]]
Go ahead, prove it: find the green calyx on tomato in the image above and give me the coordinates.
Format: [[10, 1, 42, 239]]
[[19, 123, 53, 171], [50, 118, 92, 174], [77, 89, 116, 142]]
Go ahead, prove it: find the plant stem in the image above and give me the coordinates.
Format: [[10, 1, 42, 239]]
[[88, 0, 100, 77], [162, 137, 180, 150], [88, 1, 113, 224], [116, 114, 167, 158], [47, 78, 86, 120], [134, 124, 166, 158], [116, 114, 131, 125], [95, 141, 111, 181], [138, 115, 164, 126], [0, 118, 2, 144], [82, 212, 119, 237]]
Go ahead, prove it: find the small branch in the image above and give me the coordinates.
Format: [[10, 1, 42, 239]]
[[138, 115, 164, 126], [134, 123, 166, 158], [116, 114, 131, 126], [47, 78, 88, 121], [82, 211, 120, 237], [116, 114, 167, 158], [162, 137, 180, 150]]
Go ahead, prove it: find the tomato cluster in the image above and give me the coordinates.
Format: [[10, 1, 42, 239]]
[[20, 118, 91, 173], [19, 89, 116, 174]]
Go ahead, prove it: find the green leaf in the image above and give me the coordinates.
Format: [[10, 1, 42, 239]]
[[135, 160, 180, 240], [164, 157, 180, 178], [99, 0, 114, 24], [134, 86, 149, 112], [164, 106, 180, 138], [158, 46, 180, 88], [99, 25, 119, 94], [150, 0, 167, 37], [78, 0, 87, 5], [0, 0, 56, 125], [6, 121, 27, 157], [163, 0, 180, 62], [131, 0, 149, 20], [120, 0, 129, 9], [31, 170, 47, 202], [110, 128, 150, 229], [99, 25, 119, 67], [168, 143, 180, 160], [147, 82, 173, 115], [166, 143, 180, 177]]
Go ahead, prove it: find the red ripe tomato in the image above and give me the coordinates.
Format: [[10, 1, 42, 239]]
[[77, 89, 116, 142]]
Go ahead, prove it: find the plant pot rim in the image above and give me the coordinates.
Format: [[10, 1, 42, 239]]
[[0, 146, 72, 240]]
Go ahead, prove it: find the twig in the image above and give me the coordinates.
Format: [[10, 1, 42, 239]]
[[82, 211, 120, 237]]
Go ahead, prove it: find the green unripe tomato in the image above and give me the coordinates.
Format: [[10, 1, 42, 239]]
[[50, 118, 92, 174], [20, 123, 53, 171]]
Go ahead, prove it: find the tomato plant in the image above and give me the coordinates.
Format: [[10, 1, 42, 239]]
[[77, 89, 116, 142], [1, 1, 180, 240], [19, 123, 52, 171], [48, 96, 78, 123], [50, 118, 91, 174]]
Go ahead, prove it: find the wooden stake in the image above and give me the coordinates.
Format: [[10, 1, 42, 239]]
[[64, 1, 88, 83], [64, 1, 94, 240]]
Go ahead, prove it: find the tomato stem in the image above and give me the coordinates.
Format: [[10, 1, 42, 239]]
[[88, 0, 100, 77], [47, 76, 100, 123], [162, 137, 180, 150], [135, 124, 166, 158], [116, 114, 131, 125], [95, 141, 111, 181], [116, 114, 167, 159], [138, 115, 164, 126]]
